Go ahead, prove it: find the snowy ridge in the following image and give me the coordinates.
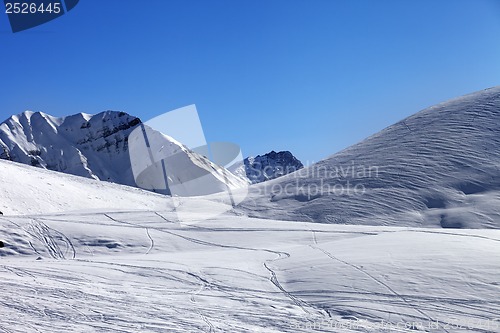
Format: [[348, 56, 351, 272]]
[[237, 87, 500, 228], [0, 110, 140, 185], [129, 125, 248, 196]]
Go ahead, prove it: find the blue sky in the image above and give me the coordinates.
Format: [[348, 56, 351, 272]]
[[1, 0, 500, 163]]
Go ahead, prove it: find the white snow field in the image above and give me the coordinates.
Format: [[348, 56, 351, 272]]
[[0, 87, 499, 332], [1, 211, 499, 333]]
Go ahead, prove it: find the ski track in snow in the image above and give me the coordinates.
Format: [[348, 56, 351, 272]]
[[308, 230, 451, 333], [0, 210, 499, 332]]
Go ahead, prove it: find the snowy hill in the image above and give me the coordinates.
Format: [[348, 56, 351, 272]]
[[0, 158, 175, 215], [237, 87, 500, 229]]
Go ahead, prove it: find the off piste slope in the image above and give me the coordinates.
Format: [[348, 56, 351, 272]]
[[239, 87, 500, 228], [1, 211, 499, 332], [0, 158, 173, 215]]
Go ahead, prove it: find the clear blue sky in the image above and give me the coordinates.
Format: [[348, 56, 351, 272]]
[[1, 0, 500, 163]]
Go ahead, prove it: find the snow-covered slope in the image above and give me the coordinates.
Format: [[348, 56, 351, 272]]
[[241, 150, 304, 184], [237, 87, 500, 229], [129, 124, 248, 196], [1, 211, 499, 332], [0, 158, 175, 215]]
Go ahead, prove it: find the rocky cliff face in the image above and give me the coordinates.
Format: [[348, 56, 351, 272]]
[[243, 150, 304, 184], [0, 110, 142, 186]]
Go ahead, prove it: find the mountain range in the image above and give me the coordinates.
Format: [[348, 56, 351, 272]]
[[1, 87, 499, 332], [0, 111, 303, 191], [2, 87, 500, 228]]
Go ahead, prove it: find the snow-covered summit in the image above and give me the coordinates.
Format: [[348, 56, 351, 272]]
[[0, 110, 140, 185], [238, 87, 500, 229]]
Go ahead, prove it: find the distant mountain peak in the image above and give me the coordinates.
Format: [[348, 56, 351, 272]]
[[243, 150, 304, 184]]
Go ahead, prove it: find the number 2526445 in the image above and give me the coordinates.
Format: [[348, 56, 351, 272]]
[[5, 2, 62, 14]]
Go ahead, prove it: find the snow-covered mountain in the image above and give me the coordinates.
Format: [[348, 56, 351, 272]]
[[237, 87, 500, 229], [0, 110, 247, 195], [3, 86, 500, 229], [242, 150, 304, 184], [128, 124, 248, 196], [0, 111, 140, 186]]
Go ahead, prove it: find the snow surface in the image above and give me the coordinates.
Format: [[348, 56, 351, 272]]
[[129, 124, 248, 196], [1, 211, 499, 332], [0, 158, 174, 215]]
